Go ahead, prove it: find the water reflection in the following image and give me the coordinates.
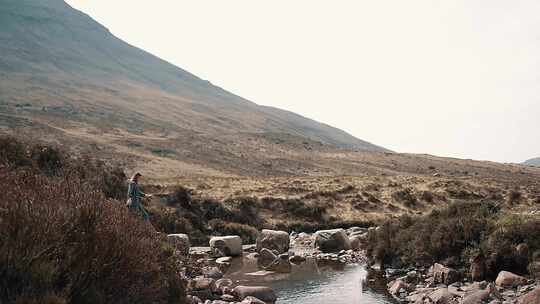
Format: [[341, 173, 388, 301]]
[[225, 256, 396, 304]]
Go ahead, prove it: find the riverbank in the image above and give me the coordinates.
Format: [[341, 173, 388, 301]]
[[383, 264, 540, 304], [171, 227, 391, 304], [171, 223, 540, 304]]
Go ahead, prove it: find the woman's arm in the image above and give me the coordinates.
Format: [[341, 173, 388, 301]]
[[128, 183, 135, 198]]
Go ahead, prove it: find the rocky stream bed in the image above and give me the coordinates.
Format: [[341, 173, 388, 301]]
[[166, 228, 540, 304]]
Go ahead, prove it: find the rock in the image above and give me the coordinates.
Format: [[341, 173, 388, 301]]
[[214, 278, 232, 293], [346, 227, 367, 236], [470, 253, 486, 282], [519, 286, 540, 304], [167, 234, 190, 256], [220, 294, 235, 301], [495, 271, 528, 288], [294, 232, 313, 246], [215, 257, 232, 273], [189, 290, 213, 301], [266, 253, 292, 273], [349, 235, 361, 250], [516, 243, 529, 257], [256, 230, 290, 254], [427, 287, 455, 304], [216, 257, 233, 264], [188, 278, 215, 291], [389, 279, 410, 296], [257, 248, 278, 268], [430, 263, 459, 285], [487, 282, 502, 300], [187, 295, 203, 304], [233, 286, 277, 303], [289, 255, 306, 264], [405, 270, 419, 284], [210, 236, 243, 257], [203, 267, 223, 279], [210, 301, 228, 304], [313, 229, 351, 253], [240, 296, 267, 304], [462, 289, 490, 304]]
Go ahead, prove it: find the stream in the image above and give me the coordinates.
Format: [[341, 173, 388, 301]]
[[224, 253, 397, 304]]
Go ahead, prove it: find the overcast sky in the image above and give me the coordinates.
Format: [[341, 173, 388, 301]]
[[66, 0, 540, 163]]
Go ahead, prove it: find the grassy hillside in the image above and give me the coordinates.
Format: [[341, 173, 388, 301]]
[[0, 0, 387, 179]]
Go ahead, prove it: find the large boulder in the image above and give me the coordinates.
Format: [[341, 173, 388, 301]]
[[167, 234, 190, 256], [495, 271, 528, 288], [430, 263, 459, 285], [256, 230, 290, 254], [314, 229, 351, 253], [233, 286, 277, 303], [210, 236, 243, 257], [519, 286, 540, 304]]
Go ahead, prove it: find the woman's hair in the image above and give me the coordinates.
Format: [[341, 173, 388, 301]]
[[130, 172, 142, 182]]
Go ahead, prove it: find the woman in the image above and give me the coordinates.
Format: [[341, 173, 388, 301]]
[[127, 172, 152, 220]]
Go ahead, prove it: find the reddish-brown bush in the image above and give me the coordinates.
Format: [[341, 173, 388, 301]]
[[0, 136, 127, 200], [0, 169, 185, 304]]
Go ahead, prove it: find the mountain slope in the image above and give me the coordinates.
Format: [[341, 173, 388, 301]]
[[0, 0, 385, 156]]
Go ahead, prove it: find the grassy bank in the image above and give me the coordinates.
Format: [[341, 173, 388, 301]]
[[366, 200, 540, 279]]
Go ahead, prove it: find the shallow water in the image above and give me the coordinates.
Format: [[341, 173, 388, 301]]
[[225, 255, 397, 304]]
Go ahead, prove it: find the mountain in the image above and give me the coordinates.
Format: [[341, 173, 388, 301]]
[[5, 1, 536, 181], [524, 158, 540, 167], [0, 1, 386, 142]]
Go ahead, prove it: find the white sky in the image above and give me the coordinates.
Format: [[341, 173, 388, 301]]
[[65, 0, 540, 163]]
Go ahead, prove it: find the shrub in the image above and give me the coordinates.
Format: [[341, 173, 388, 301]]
[[366, 201, 540, 276], [225, 196, 261, 226], [208, 219, 259, 243], [261, 197, 326, 220], [71, 157, 127, 200], [0, 169, 185, 304], [167, 186, 192, 208], [0, 136, 30, 168], [366, 202, 497, 268], [392, 188, 417, 208], [30, 145, 64, 176], [508, 190, 522, 204], [151, 206, 195, 234], [199, 198, 236, 222], [421, 191, 434, 203], [0, 136, 127, 200]]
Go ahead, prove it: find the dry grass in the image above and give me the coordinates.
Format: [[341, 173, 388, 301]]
[[141, 173, 540, 240]]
